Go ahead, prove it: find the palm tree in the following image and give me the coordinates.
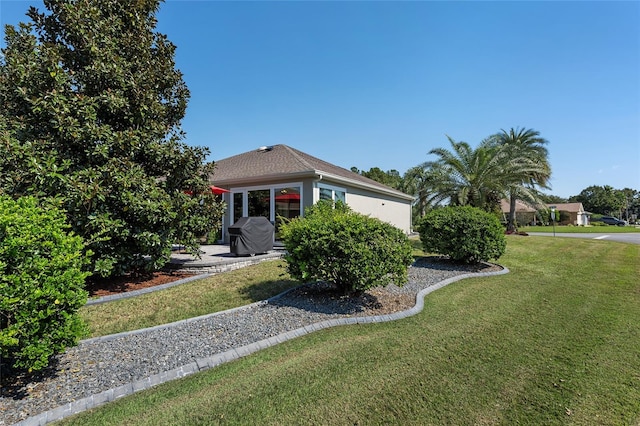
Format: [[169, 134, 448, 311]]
[[422, 136, 511, 211], [493, 127, 551, 231], [420, 134, 551, 222], [402, 164, 431, 219]]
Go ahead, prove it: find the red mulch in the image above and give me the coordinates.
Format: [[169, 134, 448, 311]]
[[85, 272, 197, 297]]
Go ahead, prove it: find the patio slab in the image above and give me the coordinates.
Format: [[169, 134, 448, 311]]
[[165, 244, 285, 274]]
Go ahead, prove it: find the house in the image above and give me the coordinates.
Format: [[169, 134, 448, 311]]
[[500, 200, 591, 226], [210, 145, 414, 243], [546, 202, 591, 226], [499, 199, 539, 226]]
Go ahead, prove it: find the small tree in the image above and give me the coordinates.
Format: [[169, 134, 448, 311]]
[[0, 196, 89, 373], [280, 201, 414, 294], [418, 206, 506, 263]]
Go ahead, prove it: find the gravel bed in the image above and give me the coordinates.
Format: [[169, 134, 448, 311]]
[[1, 258, 501, 425]]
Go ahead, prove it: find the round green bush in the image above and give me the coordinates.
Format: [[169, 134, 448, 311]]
[[0, 196, 89, 372], [418, 206, 506, 263], [280, 201, 414, 294]]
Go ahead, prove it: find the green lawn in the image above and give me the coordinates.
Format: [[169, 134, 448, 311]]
[[64, 237, 640, 425], [80, 260, 300, 337], [520, 225, 640, 233]]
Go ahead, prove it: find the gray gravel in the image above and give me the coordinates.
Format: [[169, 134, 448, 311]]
[[1, 258, 504, 425]]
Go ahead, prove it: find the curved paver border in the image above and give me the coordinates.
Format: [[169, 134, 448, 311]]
[[16, 266, 509, 426]]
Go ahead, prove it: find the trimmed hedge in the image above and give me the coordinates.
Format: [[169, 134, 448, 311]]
[[418, 206, 506, 263], [280, 201, 414, 294], [0, 196, 89, 372]]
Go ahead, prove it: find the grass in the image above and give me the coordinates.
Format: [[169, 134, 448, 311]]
[[64, 237, 640, 425], [520, 225, 640, 233], [80, 259, 300, 338]]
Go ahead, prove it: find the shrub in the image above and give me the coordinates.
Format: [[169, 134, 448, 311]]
[[418, 206, 506, 263], [0, 196, 89, 372], [280, 201, 414, 294]]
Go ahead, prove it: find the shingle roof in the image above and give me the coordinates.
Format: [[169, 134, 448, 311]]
[[500, 200, 587, 213], [210, 144, 412, 200], [499, 199, 538, 213], [546, 202, 586, 213]]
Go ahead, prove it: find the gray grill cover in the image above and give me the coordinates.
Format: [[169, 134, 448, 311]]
[[228, 216, 274, 256]]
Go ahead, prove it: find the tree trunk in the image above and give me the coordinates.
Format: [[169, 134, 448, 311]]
[[508, 195, 517, 232]]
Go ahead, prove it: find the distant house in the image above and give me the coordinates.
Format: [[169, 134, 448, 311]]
[[547, 202, 591, 226], [500, 200, 591, 226], [210, 145, 414, 243], [499, 199, 539, 226]]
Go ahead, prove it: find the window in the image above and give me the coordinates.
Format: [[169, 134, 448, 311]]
[[318, 184, 347, 205], [233, 193, 243, 223], [230, 183, 302, 240], [320, 187, 333, 201], [274, 187, 301, 220], [274, 186, 301, 239], [248, 189, 270, 219]]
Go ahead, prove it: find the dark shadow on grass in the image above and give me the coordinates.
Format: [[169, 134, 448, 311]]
[[237, 278, 302, 303], [412, 255, 501, 273]]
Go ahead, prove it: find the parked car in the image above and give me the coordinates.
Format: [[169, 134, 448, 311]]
[[593, 216, 627, 226]]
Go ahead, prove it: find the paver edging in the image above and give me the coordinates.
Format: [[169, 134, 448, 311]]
[[14, 265, 509, 426]]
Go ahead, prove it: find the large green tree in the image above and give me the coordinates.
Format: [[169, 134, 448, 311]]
[[493, 127, 551, 232], [350, 166, 403, 190], [620, 188, 640, 222], [570, 185, 626, 217], [0, 0, 224, 277]]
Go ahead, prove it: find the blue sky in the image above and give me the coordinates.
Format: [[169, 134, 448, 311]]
[[2, 1, 639, 198]]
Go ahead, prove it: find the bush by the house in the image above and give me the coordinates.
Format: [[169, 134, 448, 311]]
[[0, 196, 89, 372], [280, 201, 414, 294], [418, 206, 506, 264]]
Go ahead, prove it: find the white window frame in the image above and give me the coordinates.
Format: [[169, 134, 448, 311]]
[[316, 182, 347, 204], [229, 182, 303, 225]]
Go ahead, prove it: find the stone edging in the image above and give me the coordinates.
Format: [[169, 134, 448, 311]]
[[16, 266, 509, 426]]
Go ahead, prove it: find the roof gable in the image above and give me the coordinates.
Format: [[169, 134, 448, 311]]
[[211, 144, 412, 200], [547, 202, 586, 213], [499, 199, 538, 213]]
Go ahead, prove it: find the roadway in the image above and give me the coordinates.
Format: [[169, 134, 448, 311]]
[[527, 232, 640, 245]]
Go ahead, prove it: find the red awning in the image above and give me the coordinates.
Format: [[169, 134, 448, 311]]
[[184, 186, 230, 196], [210, 185, 230, 195], [275, 193, 300, 201]]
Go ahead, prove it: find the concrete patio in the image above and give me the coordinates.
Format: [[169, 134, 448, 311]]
[[165, 244, 285, 274]]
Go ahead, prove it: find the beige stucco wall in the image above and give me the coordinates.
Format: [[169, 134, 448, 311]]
[[343, 187, 412, 234]]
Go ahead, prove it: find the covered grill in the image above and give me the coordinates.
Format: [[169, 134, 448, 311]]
[[228, 216, 274, 256]]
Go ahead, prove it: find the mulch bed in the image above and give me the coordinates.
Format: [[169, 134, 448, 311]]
[[85, 272, 197, 297]]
